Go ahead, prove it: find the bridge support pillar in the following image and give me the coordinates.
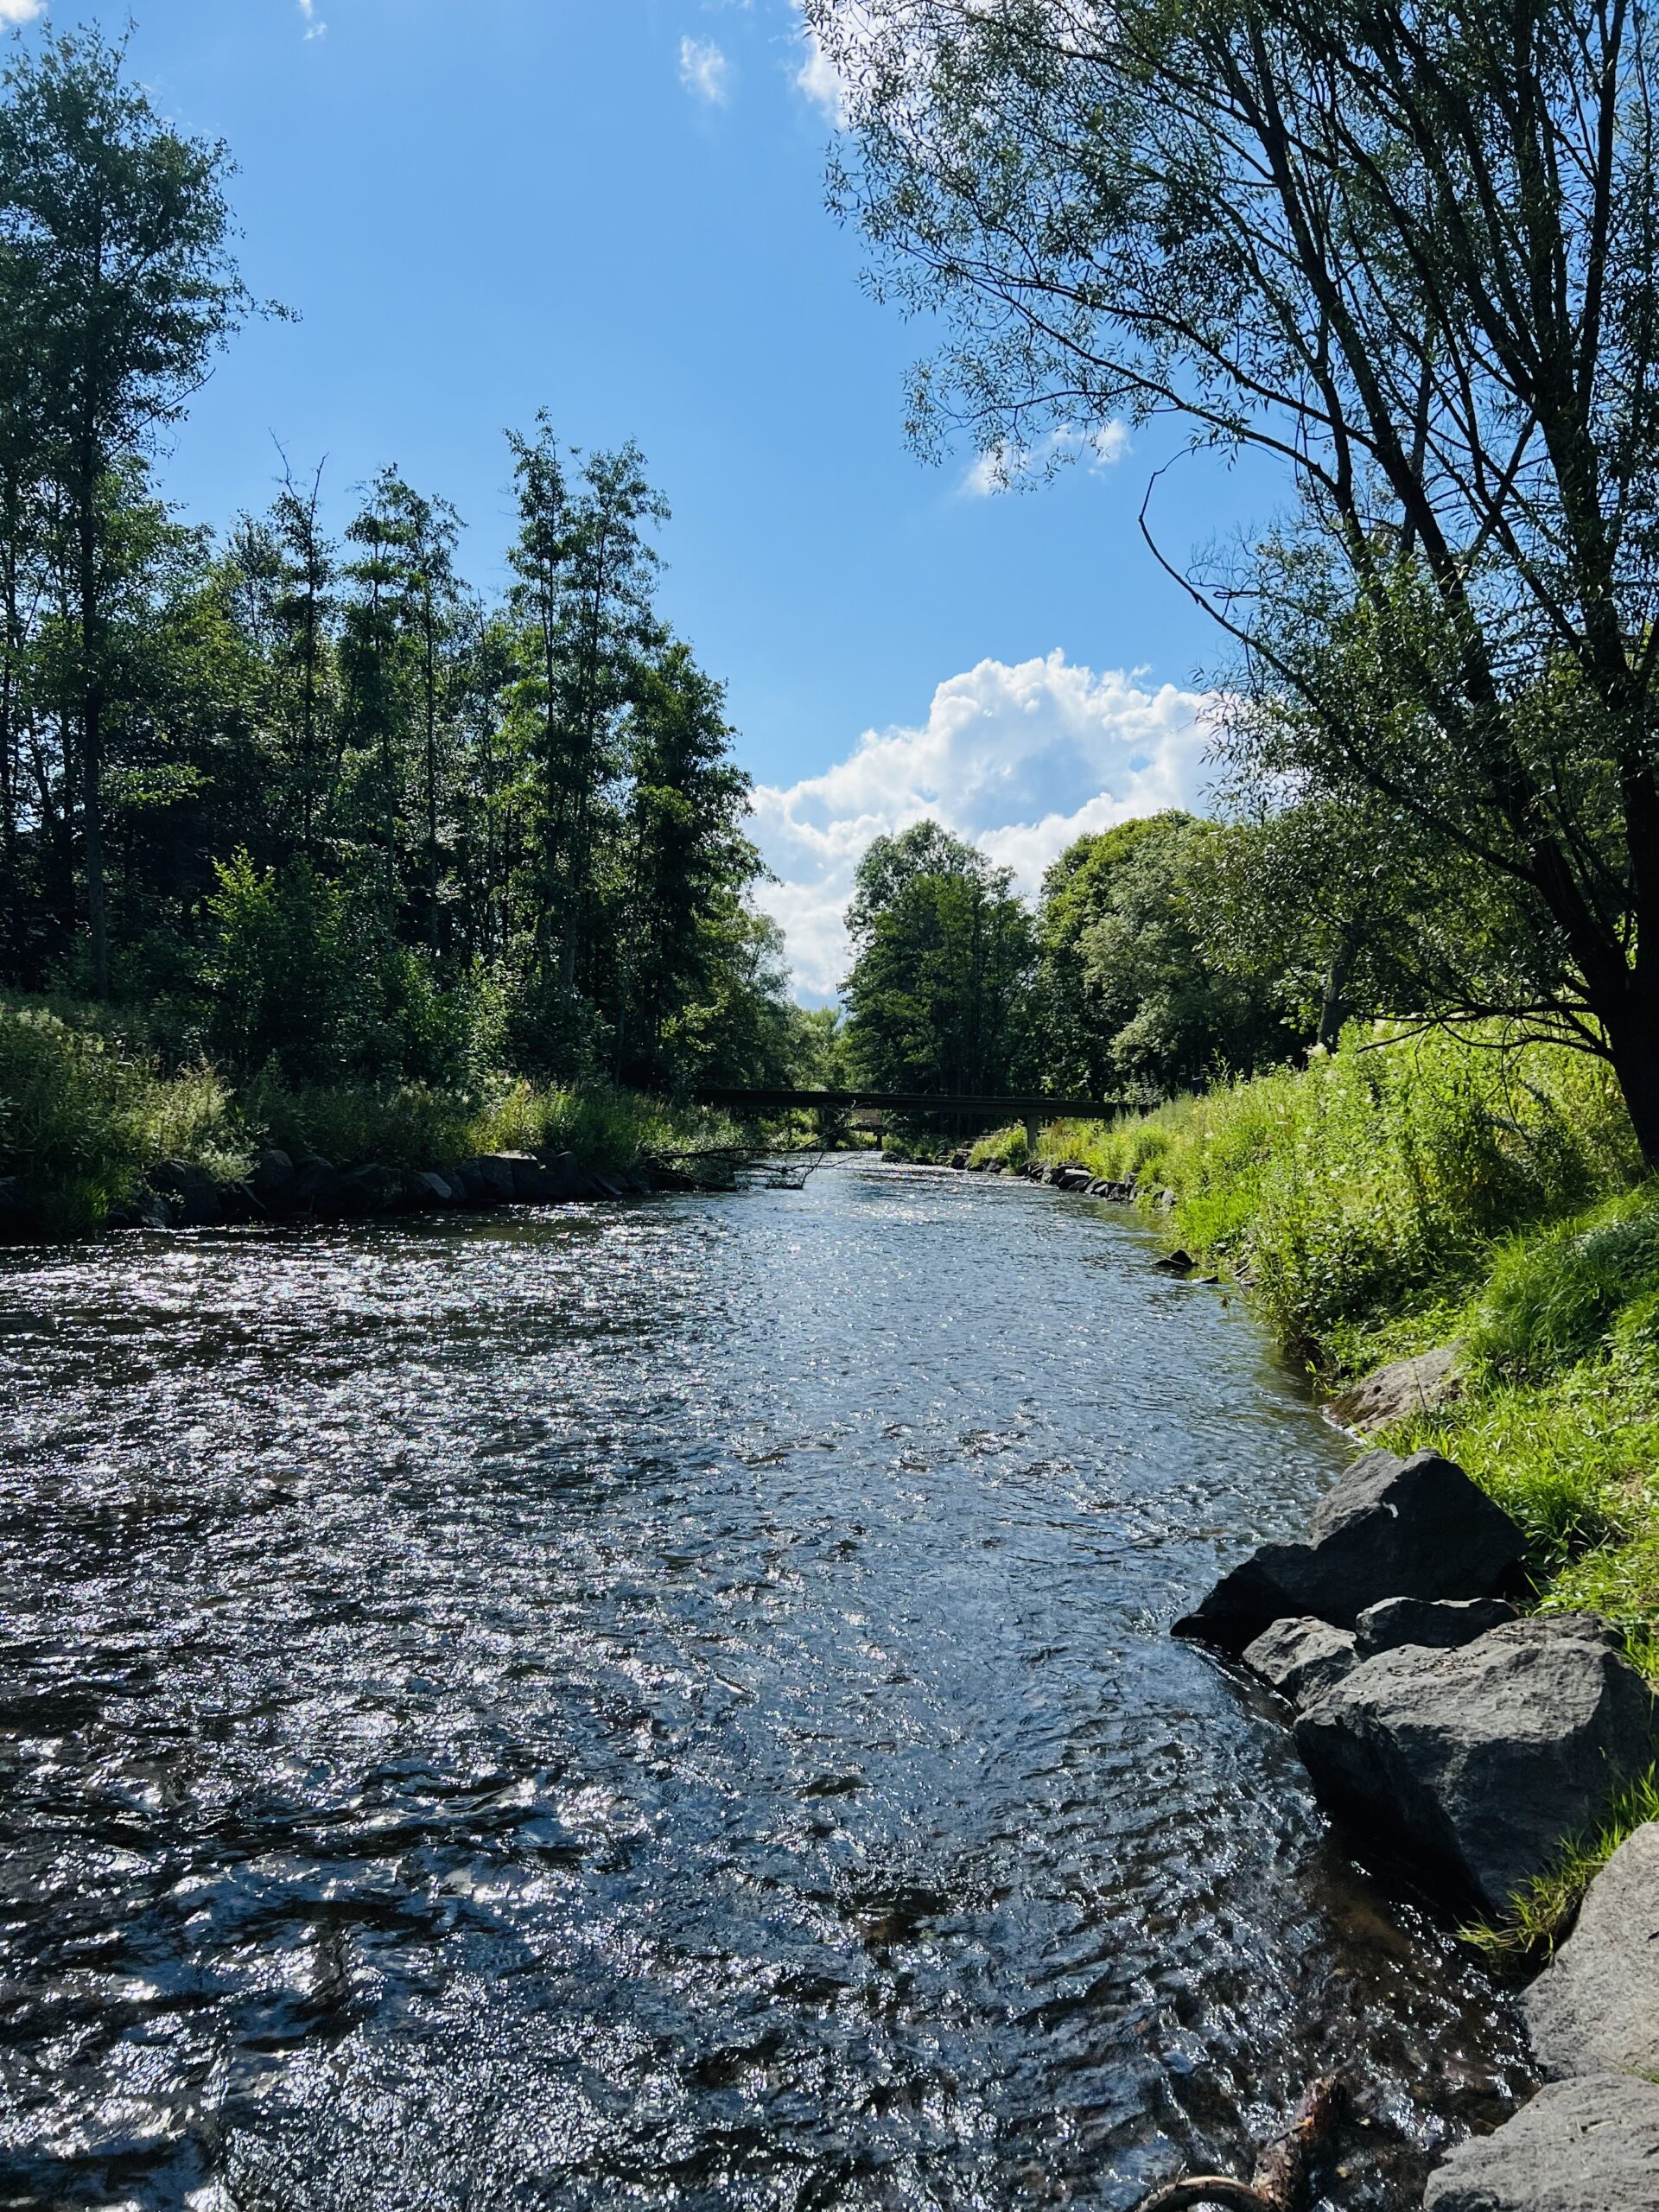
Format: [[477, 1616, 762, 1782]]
[[1025, 1112, 1040, 1158]]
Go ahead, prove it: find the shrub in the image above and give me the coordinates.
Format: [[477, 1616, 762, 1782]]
[[0, 1004, 247, 1228]]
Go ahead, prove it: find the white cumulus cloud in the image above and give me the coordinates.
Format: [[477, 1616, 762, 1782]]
[[679, 35, 732, 105], [0, 0, 46, 21], [297, 0, 326, 36], [963, 421, 1130, 497], [794, 25, 847, 124], [749, 652, 1217, 999]]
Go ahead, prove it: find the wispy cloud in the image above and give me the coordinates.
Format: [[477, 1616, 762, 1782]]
[[679, 35, 732, 106], [749, 652, 1217, 998], [297, 0, 326, 38], [0, 0, 47, 22], [963, 422, 1130, 497]]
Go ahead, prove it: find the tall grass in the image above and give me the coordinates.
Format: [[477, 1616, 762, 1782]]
[[994, 1023, 1659, 1672], [0, 1000, 753, 1232], [0, 1006, 248, 1230]]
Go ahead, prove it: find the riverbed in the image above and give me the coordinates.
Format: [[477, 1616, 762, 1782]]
[[0, 1158, 1532, 2209]]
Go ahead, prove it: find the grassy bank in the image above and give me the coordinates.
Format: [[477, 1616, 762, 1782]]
[[976, 1028, 1659, 1669], [0, 998, 749, 1233]]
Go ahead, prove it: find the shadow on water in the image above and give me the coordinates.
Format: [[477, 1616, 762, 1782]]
[[0, 1159, 1531, 2209]]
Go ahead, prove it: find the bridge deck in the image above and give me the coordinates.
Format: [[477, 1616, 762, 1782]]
[[692, 1088, 1126, 1119]]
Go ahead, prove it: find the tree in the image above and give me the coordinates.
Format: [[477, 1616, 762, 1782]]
[[1062, 812, 1297, 1093], [616, 639, 758, 1085], [816, 0, 1659, 1163], [0, 29, 251, 994], [507, 420, 667, 1007], [843, 820, 1035, 1096]]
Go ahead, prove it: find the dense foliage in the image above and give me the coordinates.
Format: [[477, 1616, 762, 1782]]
[[817, 0, 1659, 1164], [0, 31, 798, 1096]]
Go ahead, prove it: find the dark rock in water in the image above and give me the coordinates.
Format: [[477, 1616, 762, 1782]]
[[1173, 1449, 1527, 1651], [1156, 1186, 1178, 1209], [412, 1170, 455, 1205], [587, 1171, 626, 1199], [511, 1150, 582, 1203], [335, 1163, 404, 1215], [290, 1154, 336, 1210], [1326, 1344, 1464, 1430], [1056, 1167, 1094, 1192], [1242, 1616, 1359, 1709], [1153, 1249, 1195, 1275], [150, 1159, 224, 1227], [108, 1190, 172, 1230], [949, 1149, 968, 1170], [1423, 2072, 1659, 2210], [1355, 1594, 1517, 1656], [1524, 1818, 1659, 2082], [452, 1156, 515, 1205], [251, 1147, 296, 1205], [1294, 1614, 1657, 1913]]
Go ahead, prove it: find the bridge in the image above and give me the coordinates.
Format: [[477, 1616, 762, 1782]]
[[692, 1089, 1128, 1149]]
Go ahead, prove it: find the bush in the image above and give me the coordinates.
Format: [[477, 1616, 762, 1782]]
[[0, 1003, 247, 1228]]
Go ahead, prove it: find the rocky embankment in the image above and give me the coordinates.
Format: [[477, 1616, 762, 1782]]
[[1178, 1440, 1659, 2210], [0, 1145, 673, 1240]]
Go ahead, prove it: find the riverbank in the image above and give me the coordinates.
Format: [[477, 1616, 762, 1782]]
[[969, 1027, 1659, 1685], [0, 999, 751, 1237]]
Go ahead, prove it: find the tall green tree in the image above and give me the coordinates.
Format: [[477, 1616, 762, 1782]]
[[817, 0, 1659, 1164], [844, 821, 1035, 1098], [0, 29, 251, 993]]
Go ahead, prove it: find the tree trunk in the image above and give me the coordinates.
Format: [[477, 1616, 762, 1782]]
[[1606, 1001, 1659, 1172], [78, 469, 108, 997]]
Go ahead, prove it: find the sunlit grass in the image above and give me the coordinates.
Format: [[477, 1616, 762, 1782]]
[[1461, 1765, 1659, 1963]]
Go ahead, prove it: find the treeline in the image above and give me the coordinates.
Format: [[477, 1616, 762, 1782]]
[[838, 812, 1313, 1107], [0, 31, 799, 1096]]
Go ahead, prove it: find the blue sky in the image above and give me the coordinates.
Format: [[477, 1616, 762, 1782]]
[[11, 0, 1291, 997]]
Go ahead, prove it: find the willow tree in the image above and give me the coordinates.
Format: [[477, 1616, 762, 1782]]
[[812, 0, 1659, 1162]]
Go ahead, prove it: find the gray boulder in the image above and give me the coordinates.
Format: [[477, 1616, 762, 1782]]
[[1356, 1595, 1518, 1656], [1173, 1449, 1527, 1652], [451, 1156, 516, 1205], [1326, 1345, 1464, 1431], [1056, 1166, 1094, 1192], [586, 1170, 626, 1200], [290, 1154, 336, 1209], [1241, 1616, 1359, 1709], [1294, 1615, 1657, 1914], [1423, 2073, 1659, 2211], [411, 1170, 455, 1205], [1524, 1819, 1659, 2082]]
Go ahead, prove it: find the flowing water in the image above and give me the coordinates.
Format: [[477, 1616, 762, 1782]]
[[0, 1158, 1533, 2211]]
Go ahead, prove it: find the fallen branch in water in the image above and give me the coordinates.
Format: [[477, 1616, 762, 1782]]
[[1135, 2078, 1345, 2212]]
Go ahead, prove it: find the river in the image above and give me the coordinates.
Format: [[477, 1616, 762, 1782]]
[[0, 1157, 1533, 2210]]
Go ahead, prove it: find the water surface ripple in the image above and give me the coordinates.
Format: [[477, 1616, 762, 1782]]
[[0, 1160, 1532, 2209]]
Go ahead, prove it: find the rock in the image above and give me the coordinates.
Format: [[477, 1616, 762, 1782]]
[[1154, 1249, 1195, 1275], [1294, 1615, 1657, 1913], [1242, 1616, 1359, 1708], [1173, 1449, 1527, 1652], [108, 1190, 172, 1230], [250, 1147, 296, 1205], [334, 1163, 404, 1215], [1327, 1344, 1464, 1430], [511, 1150, 582, 1204], [1355, 1594, 1518, 1656], [1422, 2072, 1659, 2211], [986, 1159, 1006, 1174], [290, 1154, 336, 1209], [1156, 1186, 1178, 1209], [949, 1149, 968, 1170], [1056, 1167, 1094, 1192], [149, 1159, 224, 1228], [451, 1156, 515, 1205], [0, 1174, 36, 1236], [412, 1170, 455, 1205], [587, 1171, 625, 1199], [1524, 1819, 1659, 2082]]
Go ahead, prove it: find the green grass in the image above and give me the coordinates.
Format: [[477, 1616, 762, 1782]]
[[995, 1026, 1659, 1676], [1460, 1765, 1659, 1963]]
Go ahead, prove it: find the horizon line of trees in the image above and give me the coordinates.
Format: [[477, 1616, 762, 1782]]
[[0, 28, 804, 1097]]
